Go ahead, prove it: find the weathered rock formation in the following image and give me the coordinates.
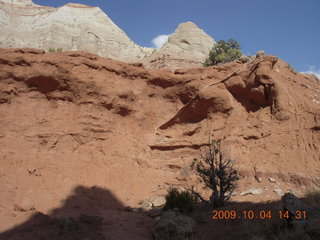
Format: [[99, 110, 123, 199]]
[[0, 0, 153, 61], [0, 0, 216, 69], [0, 48, 319, 239], [147, 22, 216, 69]]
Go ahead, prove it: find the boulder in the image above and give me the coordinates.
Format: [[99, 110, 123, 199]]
[[240, 188, 263, 196], [273, 188, 283, 196], [256, 50, 265, 58], [151, 196, 166, 207], [13, 197, 34, 212], [238, 55, 251, 63], [282, 192, 320, 232], [268, 177, 276, 183], [141, 201, 153, 210], [255, 176, 263, 182], [151, 210, 195, 240], [254, 166, 263, 182]]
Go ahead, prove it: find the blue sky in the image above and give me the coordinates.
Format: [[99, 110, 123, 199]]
[[33, 0, 320, 75]]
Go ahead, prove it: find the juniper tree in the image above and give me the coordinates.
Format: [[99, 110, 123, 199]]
[[196, 138, 238, 207], [204, 39, 242, 66]]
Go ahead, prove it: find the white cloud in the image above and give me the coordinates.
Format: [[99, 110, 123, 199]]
[[304, 65, 320, 79], [151, 34, 170, 48]]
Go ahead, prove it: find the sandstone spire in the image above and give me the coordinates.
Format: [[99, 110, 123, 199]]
[[146, 22, 216, 69]]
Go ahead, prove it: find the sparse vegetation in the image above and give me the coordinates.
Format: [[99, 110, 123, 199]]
[[163, 188, 197, 214], [48, 47, 63, 53], [204, 39, 243, 66], [196, 138, 239, 207]]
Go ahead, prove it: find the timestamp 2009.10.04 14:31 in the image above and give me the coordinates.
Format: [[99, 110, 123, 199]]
[[212, 210, 307, 220]]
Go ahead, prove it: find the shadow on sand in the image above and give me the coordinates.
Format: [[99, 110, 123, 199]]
[[0, 186, 319, 240], [0, 185, 153, 240]]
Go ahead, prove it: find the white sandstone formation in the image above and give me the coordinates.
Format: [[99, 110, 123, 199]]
[[0, 0, 216, 69], [147, 22, 216, 69]]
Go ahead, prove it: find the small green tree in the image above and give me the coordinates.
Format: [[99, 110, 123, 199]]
[[204, 39, 243, 66], [196, 139, 238, 207], [226, 39, 240, 50], [163, 188, 197, 214]]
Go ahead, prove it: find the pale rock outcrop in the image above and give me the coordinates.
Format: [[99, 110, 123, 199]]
[[0, 0, 216, 69], [0, 0, 153, 62], [240, 188, 263, 196], [151, 196, 166, 207], [146, 22, 216, 69], [1, 0, 34, 6]]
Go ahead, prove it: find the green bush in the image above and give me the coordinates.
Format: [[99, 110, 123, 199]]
[[163, 188, 197, 214], [204, 39, 243, 66], [48, 47, 63, 53]]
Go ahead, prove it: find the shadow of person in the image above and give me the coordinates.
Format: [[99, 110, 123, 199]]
[[0, 186, 125, 240], [50, 185, 124, 218]]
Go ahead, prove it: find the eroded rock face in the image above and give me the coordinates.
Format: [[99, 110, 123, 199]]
[[0, 1, 216, 69], [224, 56, 291, 120], [0, 49, 319, 239], [159, 84, 233, 129]]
